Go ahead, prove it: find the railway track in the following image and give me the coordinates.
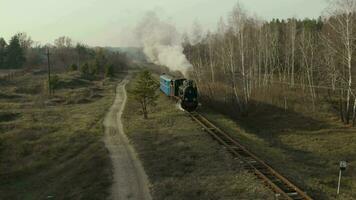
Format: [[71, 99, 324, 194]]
[[154, 75, 312, 199], [189, 111, 313, 200]]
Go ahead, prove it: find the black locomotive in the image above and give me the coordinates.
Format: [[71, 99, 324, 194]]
[[160, 74, 198, 112]]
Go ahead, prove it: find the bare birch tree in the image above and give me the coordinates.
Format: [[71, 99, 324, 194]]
[[323, 0, 356, 123]]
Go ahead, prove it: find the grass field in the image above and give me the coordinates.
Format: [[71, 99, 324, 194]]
[[200, 103, 356, 200], [122, 74, 274, 200], [0, 71, 122, 199], [0, 69, 21, 76]]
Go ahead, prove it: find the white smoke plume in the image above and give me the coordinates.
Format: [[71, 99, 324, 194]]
[[134, 11, 192, 77]]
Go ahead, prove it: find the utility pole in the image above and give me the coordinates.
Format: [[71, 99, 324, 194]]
[[46, 48, 51, 95]]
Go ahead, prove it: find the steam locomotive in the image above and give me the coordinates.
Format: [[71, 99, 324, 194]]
[[160, 74, 198, 112]]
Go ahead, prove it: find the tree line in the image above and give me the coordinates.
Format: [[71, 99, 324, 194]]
[[49, 36, 129, 77], [183, 0, 356, 125], [0, 34, 129, 78]]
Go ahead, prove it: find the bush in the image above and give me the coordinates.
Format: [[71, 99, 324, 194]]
[[69, 64, 78, 71], [50, 75, 60, 91], [89, 62, 99, 76], [105, 64, 114, 77], [80, 63, 90, 77]]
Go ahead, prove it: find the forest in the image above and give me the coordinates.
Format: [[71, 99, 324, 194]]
[[184, 0, 356, 126], [0, 34, 129, 78]]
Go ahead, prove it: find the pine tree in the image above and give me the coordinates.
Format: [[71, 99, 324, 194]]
[[6, 35, 25, 69], [69, 63, 78, 71], [105, 64, 114, 77], [132, 70, 159, 119], [89, 61, 99, 76], [0, 38, 7, 69], [80, 62, 90, 78]]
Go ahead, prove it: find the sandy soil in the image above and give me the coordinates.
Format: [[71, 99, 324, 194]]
[[103, 79, 152, 200]]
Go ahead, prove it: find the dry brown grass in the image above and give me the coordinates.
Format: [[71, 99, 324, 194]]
[[0, 71, 124, 200], [122, 73, 274, 200], [198, 83, 356, 200]]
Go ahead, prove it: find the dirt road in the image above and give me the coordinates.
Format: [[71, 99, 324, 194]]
[[104, 79, 152, 200]]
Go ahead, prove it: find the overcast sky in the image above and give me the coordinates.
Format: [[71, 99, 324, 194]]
[[0, 0, 328, 46]]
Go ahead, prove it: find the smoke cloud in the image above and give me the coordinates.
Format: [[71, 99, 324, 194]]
[[134, 11, 192, 77]]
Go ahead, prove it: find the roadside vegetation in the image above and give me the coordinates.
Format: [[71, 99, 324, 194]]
[[122, 74, 274, 200], [0, 70, 124, 199]]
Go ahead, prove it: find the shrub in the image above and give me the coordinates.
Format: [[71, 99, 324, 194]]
[[89, 62, 99, 76], [69, 64, 78, 71], [80, 63, 90, 78], [105, 64, 114, 77], [50, 75, 60, 91]]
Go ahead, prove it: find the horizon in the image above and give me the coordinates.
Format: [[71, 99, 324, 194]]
[[1, 0, 328, 47]]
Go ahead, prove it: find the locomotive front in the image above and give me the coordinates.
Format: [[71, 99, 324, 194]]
[[178, 80, 198, 112]]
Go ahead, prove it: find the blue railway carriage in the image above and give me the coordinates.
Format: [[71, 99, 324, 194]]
[[160, 74, 198, 112], [160, 75, 185, 97]]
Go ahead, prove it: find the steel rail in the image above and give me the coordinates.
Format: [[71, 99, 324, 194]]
[[189, 112, 313, 200], [154, 76, 312, 199]]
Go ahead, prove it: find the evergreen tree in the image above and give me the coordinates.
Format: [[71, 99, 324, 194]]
[[94, 48, 107, 74], [132, 70, 159, 119], [69, 63, 78, 71], [80, 62, 90, 78], [6, 35, 25, 69], [49, 75, 60, 94], [105, 64, 115, 77], [89, 61, 99, 76], [0, 38, 7, 69]]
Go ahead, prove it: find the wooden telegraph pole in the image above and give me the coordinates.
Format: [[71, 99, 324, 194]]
[[46, 48, 52, 95]]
